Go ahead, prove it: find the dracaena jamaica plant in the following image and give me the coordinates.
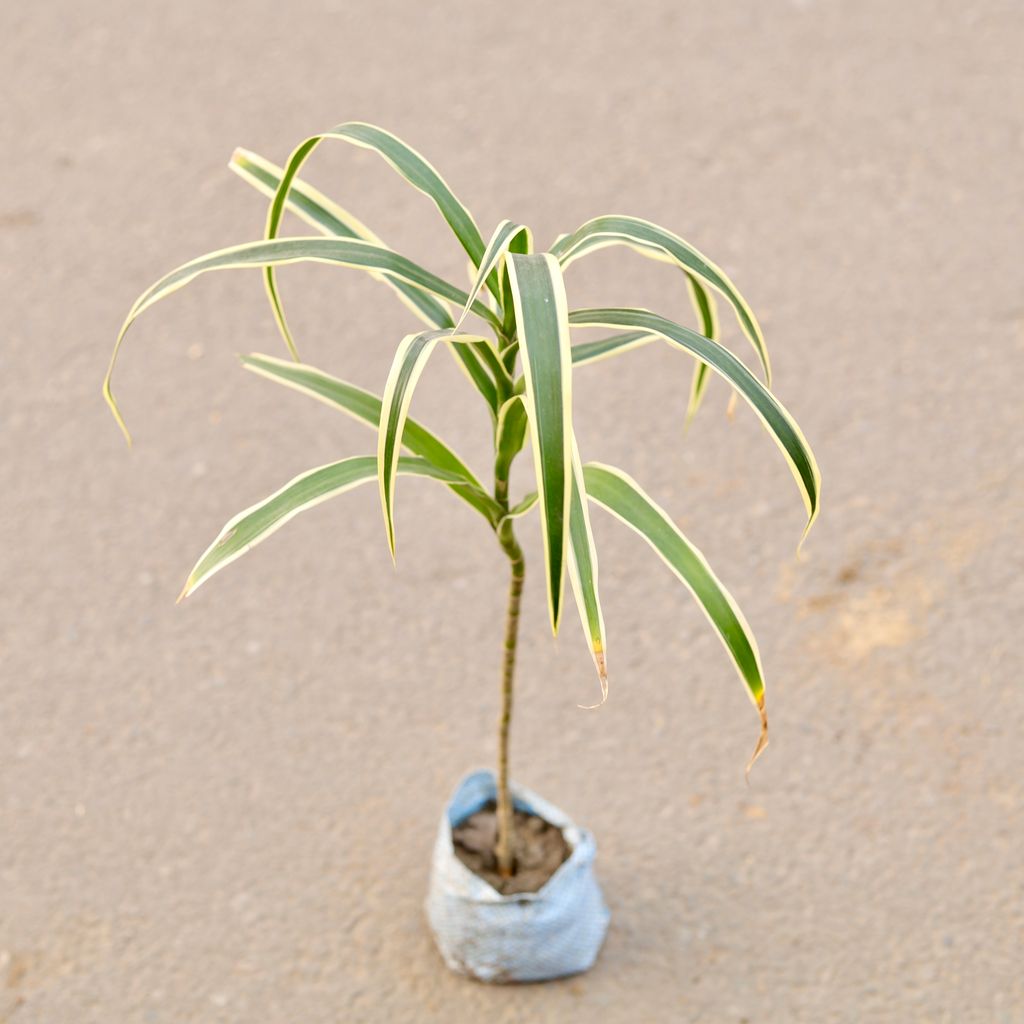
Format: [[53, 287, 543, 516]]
[[104, 122, 820, 976]]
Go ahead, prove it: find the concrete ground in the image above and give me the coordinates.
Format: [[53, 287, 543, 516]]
[[2, 1, 1022, 1021]]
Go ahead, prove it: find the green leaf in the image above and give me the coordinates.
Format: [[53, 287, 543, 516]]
[[505, 253, 573, 634], [567, 439, 607, 703], [378, 330, 490, 558], [683, 272, 719, 426], [103, 236, 500, 444], [582, 462, 768, 769], [551, 214, 771, 386], [500, 338, 520, 376], [180, 455, 462, 600], [455, 220, 531, 331], [449, 342, 500, 413], [501, 491, 539, 522], [569, 307, 820, 540], [230, 147, 455, 332], [494, 394, 528, 480], [263, 123, 500, 358], [231, 148, 504, 413], [240, 354, 500, 525], [499, 226, 534, 339], [466, 338, 514, 403], [571, 330, 656, 367]]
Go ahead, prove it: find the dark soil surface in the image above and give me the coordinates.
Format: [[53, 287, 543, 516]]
[[452, 802, 570, 895]]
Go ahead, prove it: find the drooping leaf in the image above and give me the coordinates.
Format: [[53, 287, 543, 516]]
[[240, 353, 500, 524], [571, 330, 656, 367], [567, 438, 607, 703], [551, 214, 770, 386], [232, 147, 501, 411], [569, 307, 820, 539], [377, 330, 491, 558], [582, 462, 768, 769], [230, 147, 454, 331], [505, 253, 573, 633], [181, 456, 463, 599], [103, 236, 500, 443], [263, 122, 500, 357], [683, 271, 720, 426]]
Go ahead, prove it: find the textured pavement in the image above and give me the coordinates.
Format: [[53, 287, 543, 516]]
[[2, 2, 1022, 1021]]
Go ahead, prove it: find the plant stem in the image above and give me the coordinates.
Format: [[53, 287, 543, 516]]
[[494, 480, 524, 879]]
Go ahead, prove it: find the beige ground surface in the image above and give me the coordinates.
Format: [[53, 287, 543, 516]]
[[2, 1, 1022, 1021]]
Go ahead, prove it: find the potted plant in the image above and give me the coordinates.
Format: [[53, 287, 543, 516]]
[[104, 122, 820, 983]]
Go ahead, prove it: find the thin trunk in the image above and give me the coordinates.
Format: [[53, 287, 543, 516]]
[[494, 518, 524, 879]]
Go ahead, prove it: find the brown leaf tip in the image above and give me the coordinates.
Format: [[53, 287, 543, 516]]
[[578, 650, 608, 710], [744, 697, 769, 781]]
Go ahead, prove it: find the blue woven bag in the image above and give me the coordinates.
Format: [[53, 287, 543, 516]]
[[425, 770, 610, 982]]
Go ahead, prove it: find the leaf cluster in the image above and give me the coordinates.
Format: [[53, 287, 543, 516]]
[[104, 124, 821, 765]]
